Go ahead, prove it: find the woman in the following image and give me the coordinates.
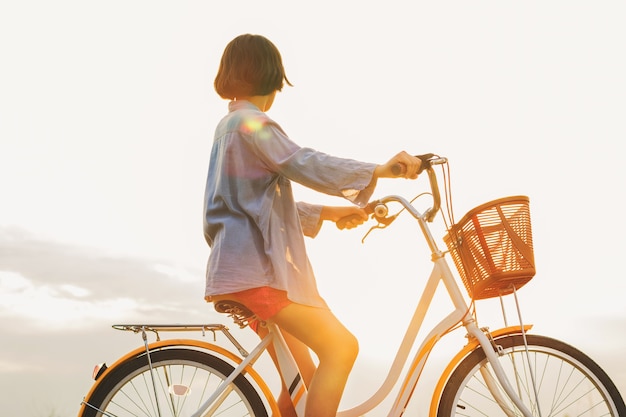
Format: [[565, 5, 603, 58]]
[[203, 33, 422, 417]]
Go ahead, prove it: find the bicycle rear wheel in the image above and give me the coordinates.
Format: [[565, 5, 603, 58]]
[[80, 348, 268, 417], [437, 334, 625, 416]]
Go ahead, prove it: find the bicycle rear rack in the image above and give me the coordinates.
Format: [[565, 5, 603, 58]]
[[112, 323, 250, 357]]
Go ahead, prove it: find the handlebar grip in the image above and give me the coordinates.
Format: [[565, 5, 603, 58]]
[[391, 153, 436, 176], [336, 213, 363, 229], [391, 163, 404, 176], [336, 202, 376, 229]]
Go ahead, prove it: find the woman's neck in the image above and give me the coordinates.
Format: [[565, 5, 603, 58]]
[[238, 91, 276, 112]]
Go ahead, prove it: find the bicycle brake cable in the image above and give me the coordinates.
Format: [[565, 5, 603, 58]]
[[361, 192, 432, 244]]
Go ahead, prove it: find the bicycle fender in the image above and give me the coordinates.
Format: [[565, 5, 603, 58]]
[[77, 338, 279, 417], [428, 325, 532, 417]]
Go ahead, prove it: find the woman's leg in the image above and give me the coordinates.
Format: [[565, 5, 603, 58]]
[[256, 325, 317, 417], [269, 304, 359, 417]]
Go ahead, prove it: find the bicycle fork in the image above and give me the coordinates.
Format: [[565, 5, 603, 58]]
[[436, 250, 537, 417], [467, 323, 535, 417]]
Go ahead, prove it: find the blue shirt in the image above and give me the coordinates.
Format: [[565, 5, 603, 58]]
[[203, 100, 377, 308]]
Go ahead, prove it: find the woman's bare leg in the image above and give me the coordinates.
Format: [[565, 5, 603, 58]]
[[256, 325, 317, 417], [270, 304, 358, 417]]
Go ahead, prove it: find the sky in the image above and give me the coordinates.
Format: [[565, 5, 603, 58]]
[[1, 1, 625, 416]]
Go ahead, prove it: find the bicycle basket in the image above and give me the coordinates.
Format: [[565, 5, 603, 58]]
[[443, 196, 536, 300]]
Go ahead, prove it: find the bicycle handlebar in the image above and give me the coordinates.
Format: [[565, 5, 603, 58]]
[[423, 155, 447, 221], [390, 153, 436, 177], [336, 154, 447, 229], [379, 155, 446, 223]]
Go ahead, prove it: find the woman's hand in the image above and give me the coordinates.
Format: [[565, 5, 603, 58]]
[[321, 206, 369, 230], [375, 151, 423, 179]]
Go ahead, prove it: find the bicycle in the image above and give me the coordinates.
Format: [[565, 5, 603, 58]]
[[77, 155, 625, 417]]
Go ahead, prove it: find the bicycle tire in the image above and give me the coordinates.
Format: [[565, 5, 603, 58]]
[[79, 348, 268, 417], [437, 334, 625, 416]]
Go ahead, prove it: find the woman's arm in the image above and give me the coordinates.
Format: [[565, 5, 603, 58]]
[[297, 203, 369, 236]]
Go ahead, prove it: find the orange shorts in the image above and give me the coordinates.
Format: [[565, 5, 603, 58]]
[[211, 286, 292, 333]]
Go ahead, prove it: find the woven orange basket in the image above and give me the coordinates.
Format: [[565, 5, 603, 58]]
[[443, 196, 536, 300]]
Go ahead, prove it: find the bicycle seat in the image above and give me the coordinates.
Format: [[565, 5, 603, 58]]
[[214, 299, 258, 329]]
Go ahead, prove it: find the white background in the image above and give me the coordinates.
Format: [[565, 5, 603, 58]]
[[1, 1, 625, 416]]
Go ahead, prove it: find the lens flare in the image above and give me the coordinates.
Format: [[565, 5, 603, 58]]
[[241, 116, 271, 139]]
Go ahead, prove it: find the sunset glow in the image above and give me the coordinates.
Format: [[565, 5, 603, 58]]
[[1, 2, 624, 416]]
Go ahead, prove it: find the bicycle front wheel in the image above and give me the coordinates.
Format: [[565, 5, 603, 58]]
[[438, 334, 625, 416], [80, 348, 268, 417]]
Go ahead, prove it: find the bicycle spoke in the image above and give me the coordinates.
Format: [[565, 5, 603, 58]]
[[438, 335, 625, 416], [80, 349, 267, 417]]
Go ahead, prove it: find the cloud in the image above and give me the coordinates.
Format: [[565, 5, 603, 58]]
[[0, 227, 221, 416], [0, 227, 209, 332], [0, 271, 141, 330]]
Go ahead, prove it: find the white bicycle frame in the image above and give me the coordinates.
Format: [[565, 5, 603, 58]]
[[190, 188, 536, 417]]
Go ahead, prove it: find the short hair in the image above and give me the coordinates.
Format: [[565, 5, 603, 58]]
[[214, 34, 292, 100]]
